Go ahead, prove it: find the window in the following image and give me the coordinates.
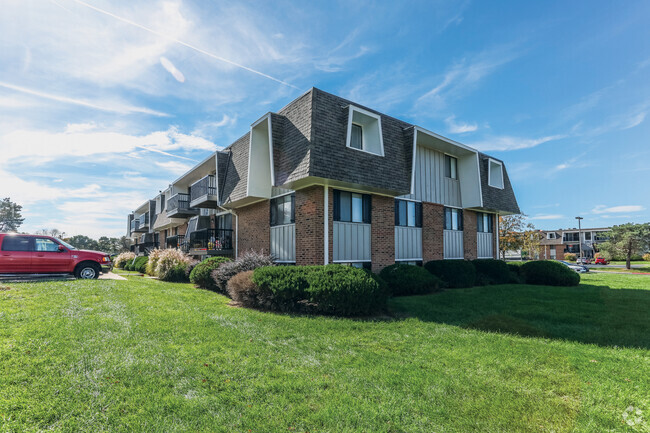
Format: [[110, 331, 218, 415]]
[[270, 194, 295, 226], [395, 199, 422, 227], [346, 106, 384, 156], [547, 232, 556, 239], [584, 232, 592, 241], [35, 238, 60, 252], [215, 214, 232, 230], [1, 236, 32, 251], [563, 232, 579, 242], [476, 212, 493, 233], [334, 190, 371, 223], [350, 124, 363, 150], [339, 261, 371, 270], [396, 260, 423, 267], [444, 155, 458, 179], [444, 207, 463, 231], [488, 158, 504, 189]]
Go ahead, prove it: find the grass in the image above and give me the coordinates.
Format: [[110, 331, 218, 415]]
[[591, 266, 650, 273], [1, 273, 649, 432], [608, 261, 650, 266]]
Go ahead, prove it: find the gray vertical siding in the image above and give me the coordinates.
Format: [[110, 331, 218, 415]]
[[401, 145, 461, 206], [270, 224, 296, 262], [477, 232, 493, 258], [443, 230, 464, 259], [395, 226, 423, 260], [333, 222, 371, 262]]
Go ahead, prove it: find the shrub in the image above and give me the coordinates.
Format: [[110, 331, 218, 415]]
[[227, 271, 272, 309], [114, 252, 135, 269], [564, 253, 577, 262], [212, 250, 274, 293], [133, 256, 148, 274], [521, 260, 580, 286], [190, 256, 231, 290], [472, 259, 511, 285], [424, 260, 476, 288], [251, 265, 388, 316], [155, 248, 193, 282], [379, 264, 442, 296], [146, 249, 163, 276], [631, 254, 644, 261], [507, 262, 524, 283], [643, 253, 650, 262]]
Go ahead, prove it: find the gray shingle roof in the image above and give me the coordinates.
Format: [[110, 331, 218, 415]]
[[477, 153, 520, 214]]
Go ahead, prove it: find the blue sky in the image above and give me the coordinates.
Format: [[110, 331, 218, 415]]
[[1, 0, 648, 238]]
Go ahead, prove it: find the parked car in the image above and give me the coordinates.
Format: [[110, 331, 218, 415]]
[[576, 257, 592, 264], [594, 257, 609, 265], [0, 234, 112, 279], [558, 260, 589, 273]]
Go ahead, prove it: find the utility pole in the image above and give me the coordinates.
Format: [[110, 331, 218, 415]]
[[575, 216, 583, 261]]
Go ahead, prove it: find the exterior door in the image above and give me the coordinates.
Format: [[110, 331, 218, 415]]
[[0, 236, 34, 273], [33, 238, 72, 272]]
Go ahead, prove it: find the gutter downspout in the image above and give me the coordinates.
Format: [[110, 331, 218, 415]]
[[324, 185, 329, 265], [496, 213, 500, 260]]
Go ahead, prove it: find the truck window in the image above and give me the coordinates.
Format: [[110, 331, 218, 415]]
[[1, 236, 33, 251], [35, 238, 61, 252]]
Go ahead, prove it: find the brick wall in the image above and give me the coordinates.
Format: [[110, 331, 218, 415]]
[[370, 195, 395, 272], [422, 202, 444, 262], [176, 222, 188, 236], [237, 200, 270, 256], [463, 210, 478, 260], [295, 186, 325, 266]]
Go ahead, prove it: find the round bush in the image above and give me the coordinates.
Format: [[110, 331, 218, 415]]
[[379, 264, 442, 296], [114, 252, 135, 269], [424, 260, 476, 288], [564, 253, 577, 262], [159, 263, 190, 282], [190, 256, 231, 290], [643, 253, 650, 262], [133, 256, 148, 274], [521, 260, 580, 286], [227, 270, 273, 309], [472, 259, 511, 285], [212, 251, 275, 293]]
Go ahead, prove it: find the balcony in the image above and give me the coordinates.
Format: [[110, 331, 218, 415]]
[[167, 193, 199, 218], [188, 228, 233, 256], [166, 234, 187, 251], [130, 241, 159, 255], [190, 174, 218, 208], [131, 213, 149, 233]]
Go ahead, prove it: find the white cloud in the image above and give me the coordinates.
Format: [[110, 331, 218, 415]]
[[469, 134, 566, 151], [0, 168, 102, 204], [160, 56, 186, 83], [529, 214, 565, 220], [155, 161, 193, 175], [621, 111, 646, 129], [592, 205, 645, 214], [445, 115, 478, 134], [0, 126, 216, 164], [65, 122, 97, 133]]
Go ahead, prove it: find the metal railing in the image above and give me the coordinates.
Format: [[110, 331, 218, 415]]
[[190, 175, 217, 202], [130, 219, 139, 232], [130, 241, 159, 255], [189, 228, 233, 251], [165, 234, 187, 251], [138, 212, 149, 228], [167, 193, 198, 215]]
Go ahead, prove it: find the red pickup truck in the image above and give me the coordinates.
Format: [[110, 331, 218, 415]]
[[0, 233, 112, 279]]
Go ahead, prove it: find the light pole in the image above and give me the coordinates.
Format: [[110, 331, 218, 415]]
[[575, 216, 583, 260]]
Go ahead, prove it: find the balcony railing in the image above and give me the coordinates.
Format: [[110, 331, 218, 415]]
[[167, 193, 199, 217], [190, 175, 218, 208], [130, 219, 139, 233], [131, 213, 149, 232], [130, 241, 159, 255], [166, 234, 187, 251], [189, 228, 233, 253]]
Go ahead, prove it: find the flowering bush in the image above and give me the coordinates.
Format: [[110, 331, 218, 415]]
[[145, 248, 163, 276], [155, 248, 193, 282], [114, 252, 135, 269], [643, 253, 650, 262], [212, 250, 274, 293]]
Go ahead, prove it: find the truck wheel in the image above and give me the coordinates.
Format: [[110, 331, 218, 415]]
[[75, 262, 100, 279]]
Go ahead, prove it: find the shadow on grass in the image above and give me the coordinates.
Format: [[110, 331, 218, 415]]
[[389, 283, 650, 349]]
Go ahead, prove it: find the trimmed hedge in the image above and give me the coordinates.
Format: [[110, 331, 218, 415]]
[[212, 251, 274, 293], [521, 260, 580, 286], [251, 265, 388, 316], [472, 259, 511, 285], [379, 264, 442, 296], [133, 256, 148, 274], [190, 256, 231, 290], [424, 260, 476, 288]]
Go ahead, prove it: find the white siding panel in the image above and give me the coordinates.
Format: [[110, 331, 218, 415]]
[[333, 222, 371, 262], [443, 230, 464, 259], [477, 232, 493, 258], [395, 226, 422, 260], [400, 145, 462, 206], [270, 224, 295, 262]]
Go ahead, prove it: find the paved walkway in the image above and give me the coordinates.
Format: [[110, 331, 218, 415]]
[[99, 272, 127, 280]]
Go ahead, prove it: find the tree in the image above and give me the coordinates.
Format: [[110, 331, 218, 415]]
[[36, 228, 67, 238], [498, 214, 526, 259], [65, 235, 100, 251], [0, 198, 24, 232], [597, 223, 650, 269], [522, 223, 544, 260]]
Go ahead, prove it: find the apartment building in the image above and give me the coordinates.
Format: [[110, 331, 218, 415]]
[[539, 227, 610, 260], [127, 88, 520, 271]]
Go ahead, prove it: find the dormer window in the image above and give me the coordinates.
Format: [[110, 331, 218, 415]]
[[488, 158, 504, 189], [444, 155, 458, 179], [346, 106, 384, 156], [547, 232, 556, 239]]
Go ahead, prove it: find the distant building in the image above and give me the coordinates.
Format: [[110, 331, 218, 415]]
[[539, 227, 610, 260]]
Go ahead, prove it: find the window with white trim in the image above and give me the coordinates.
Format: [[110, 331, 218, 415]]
[[476, 212, 493, 233], [395, 199, 422, 227], [333, 190, 371, 224], [346, 106, 384, 156], [444, 155, 458, 179], [488, 159, 504, 189], [270, 194, 295, 226], [547, 232, 556, 239], [444, 207, 463, 231]]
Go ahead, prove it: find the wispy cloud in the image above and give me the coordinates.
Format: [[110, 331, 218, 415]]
[[0, 81, 169, 116], [445, 115, 478, 133], [469, 134, 566, 151], [592, 205, 645, 214], [159, 56, 186, 83], [155, 161, 193, 175], [529, 214, 565, 220]]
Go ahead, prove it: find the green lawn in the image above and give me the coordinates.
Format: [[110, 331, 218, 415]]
[[591, 266, 650, 273], [1, 273, 649, 432], [608, 261, 650, 266]]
